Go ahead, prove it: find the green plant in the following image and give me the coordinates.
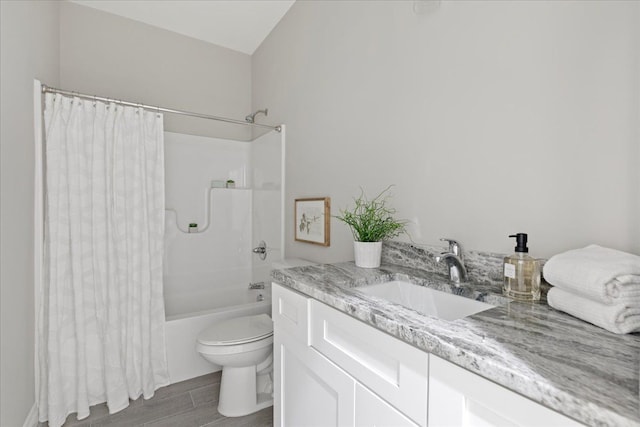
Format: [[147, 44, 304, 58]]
[[336, 186, 407, 242]]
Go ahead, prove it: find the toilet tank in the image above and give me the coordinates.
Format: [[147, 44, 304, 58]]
[[271, 258, 316, 270]]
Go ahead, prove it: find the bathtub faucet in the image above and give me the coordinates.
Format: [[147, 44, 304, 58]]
[[252, 240, 267, 260], [249, 281, 266, 290]]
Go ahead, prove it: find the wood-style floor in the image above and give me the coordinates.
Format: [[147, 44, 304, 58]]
[[39, 372, 273, 427]]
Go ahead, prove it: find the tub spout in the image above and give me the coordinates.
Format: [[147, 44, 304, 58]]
[[249, 281, 266, 290]]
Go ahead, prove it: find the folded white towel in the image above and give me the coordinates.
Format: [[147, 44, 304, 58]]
[[543, 245, 640, 303], [548, 287, 640, 334], [606, 275, 640, 300]]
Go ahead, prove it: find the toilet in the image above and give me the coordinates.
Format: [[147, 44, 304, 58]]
[[195, 258, 315, 417], [196, 313, 274, 417]]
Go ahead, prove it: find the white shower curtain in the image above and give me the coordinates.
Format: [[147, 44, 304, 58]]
[[38, 93, 169, 426]]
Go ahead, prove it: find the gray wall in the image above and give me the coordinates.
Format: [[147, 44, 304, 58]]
[[60, 1, 253, 141], [0, 1, 60, 425], [253, 0, 640, 261]]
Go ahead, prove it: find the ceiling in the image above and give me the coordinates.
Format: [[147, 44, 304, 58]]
[[68, 0, 296, 55]]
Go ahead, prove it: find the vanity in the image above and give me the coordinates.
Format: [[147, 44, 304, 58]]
[[271, 242, 640, 427]]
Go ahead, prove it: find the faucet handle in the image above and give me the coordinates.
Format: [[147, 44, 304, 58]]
[[440, 238, 463, 257]]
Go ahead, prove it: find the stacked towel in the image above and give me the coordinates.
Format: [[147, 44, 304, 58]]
[[547, 288, 640, 334], [544, 245, 640, 334]]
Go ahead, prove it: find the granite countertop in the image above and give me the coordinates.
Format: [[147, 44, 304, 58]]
[[271, 244, 640, 427]]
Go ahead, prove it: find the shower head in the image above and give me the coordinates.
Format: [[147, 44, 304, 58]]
[[245, 108, 268, 123]]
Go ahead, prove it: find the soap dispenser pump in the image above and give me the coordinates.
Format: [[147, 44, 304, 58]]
[[503, 233, 541, 301]]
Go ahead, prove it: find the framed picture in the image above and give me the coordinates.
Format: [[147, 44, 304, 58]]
[[295, 197, 330, 246]]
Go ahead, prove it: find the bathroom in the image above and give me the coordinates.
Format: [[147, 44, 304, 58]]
[[1, 1, 639, 426]]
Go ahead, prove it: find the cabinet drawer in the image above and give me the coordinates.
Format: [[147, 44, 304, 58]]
[[428, 355, 584, 427], [310, 300, 428, 427], [272, 284, 309, 344], [355, 383, 418, 427]]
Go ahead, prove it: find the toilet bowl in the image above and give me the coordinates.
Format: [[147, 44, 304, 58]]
[[196, 313, 274, 417]]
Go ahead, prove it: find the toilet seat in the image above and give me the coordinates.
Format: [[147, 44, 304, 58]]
[[197, 313, 273, 346]]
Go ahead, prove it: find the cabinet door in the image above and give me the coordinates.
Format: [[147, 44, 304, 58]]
[[355, 383, 419, 427], [428, 355, 583, 427], [309, 300, 428, 426], [275, 334, 355, 427]]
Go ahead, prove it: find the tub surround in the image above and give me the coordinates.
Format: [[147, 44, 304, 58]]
[[271, 242, 640, 427]]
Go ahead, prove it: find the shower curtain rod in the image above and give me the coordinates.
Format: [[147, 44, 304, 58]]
[[41, 84, 282, 133]]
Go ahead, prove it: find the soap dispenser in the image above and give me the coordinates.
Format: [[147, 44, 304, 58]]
[[503, 233, 541, 301]]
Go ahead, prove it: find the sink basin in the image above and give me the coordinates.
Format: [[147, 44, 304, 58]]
[[356, 280, 495, 321]]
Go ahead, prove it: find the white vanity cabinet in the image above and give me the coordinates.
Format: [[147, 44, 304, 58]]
[[273, 283, 582, 427], [273, 283, 425, 427]]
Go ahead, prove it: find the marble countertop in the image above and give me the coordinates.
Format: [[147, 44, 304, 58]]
[[271, 261, 640, 427]]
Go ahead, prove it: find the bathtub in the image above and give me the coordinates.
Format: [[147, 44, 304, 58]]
[[164, 281, 272, 383]]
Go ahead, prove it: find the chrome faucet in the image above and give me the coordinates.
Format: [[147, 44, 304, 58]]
[[252, 240, 267, 260], [435, 238, 468, 284]]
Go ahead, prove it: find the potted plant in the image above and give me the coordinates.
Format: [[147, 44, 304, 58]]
[[336, 186, 407, 268]]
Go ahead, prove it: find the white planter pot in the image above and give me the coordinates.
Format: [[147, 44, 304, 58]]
[[354, 241, 382, 268]]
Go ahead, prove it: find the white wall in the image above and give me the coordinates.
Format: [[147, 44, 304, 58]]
[[252, 0, 640, 261], [0, 1, 60, 425], [59, 1, 253, 141]]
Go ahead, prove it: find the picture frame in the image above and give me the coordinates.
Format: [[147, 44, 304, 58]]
[[294, 197, 330, 246]]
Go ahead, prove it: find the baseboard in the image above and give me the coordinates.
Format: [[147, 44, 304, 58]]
[[23, 403, 38, 427]]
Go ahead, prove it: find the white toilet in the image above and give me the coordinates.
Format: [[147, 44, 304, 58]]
[[196, 258, 315, 417], [196, 313, 274, 417]]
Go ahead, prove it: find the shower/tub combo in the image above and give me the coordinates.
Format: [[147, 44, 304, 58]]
[[162, 128, 285, 389], [35, 81, 285, 424]]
